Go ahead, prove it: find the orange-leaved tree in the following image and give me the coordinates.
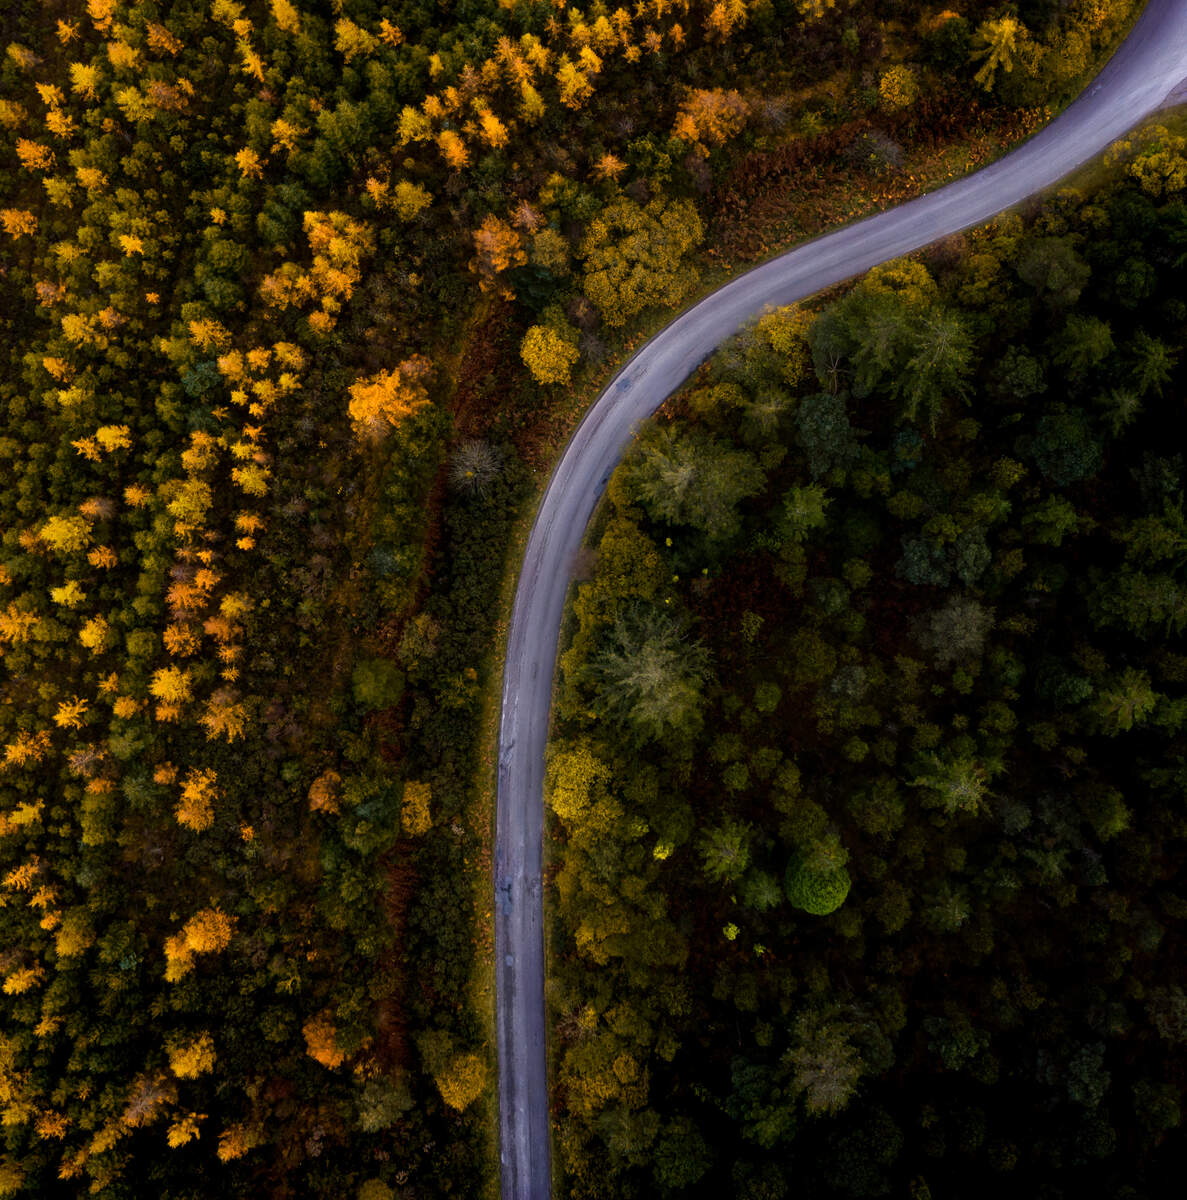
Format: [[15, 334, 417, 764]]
[[347, 357, 432, 437], [673, 88, 749, 151]]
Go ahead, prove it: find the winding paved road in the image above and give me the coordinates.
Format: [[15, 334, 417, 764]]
[[495, 4, 1187, 1195]]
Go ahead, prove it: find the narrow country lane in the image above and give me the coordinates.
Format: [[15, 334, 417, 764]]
[[495, 4, 1187, 1195]]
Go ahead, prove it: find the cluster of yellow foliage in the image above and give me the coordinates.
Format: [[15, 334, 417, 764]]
[[581, 196, 704, 327], [302, 1012, 345, 1069], [673, 88, 749, 150], [198, 689, 248, 744], [755, 303, 815, 387], [705, 0, 750, 40], [434, 1053, 488, 1111], [0, 603, 38, 648], [0, 209, 37, 238], [2, 729, 50, 769], [52, 697, 88, 730], [401, 781, 433, 837], [167, 1034, 216, 1080], [259, 211, 374, 334], [3, 965, 44, 996], [163, 909, 235, 982], [165, 1113, 204, 1148], [364, 177, 432, 221], [1106, 126, 1187, 197], [38, 513, 91, 554], [971, 15, 1026, 91], [175, 768, 220, 833], [861, 257, 938, 307], [472, 214, 526, 288], [53, 910, 94, 959], [150, 665, 192, 707], [547, 743, 611, 826], [520, 325, 580, 386], [347, 357, 432, 437], [559, 1032, 648, 1120], [878, 65, 919, 111]]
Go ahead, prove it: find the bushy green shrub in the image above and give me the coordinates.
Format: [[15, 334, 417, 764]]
[[784, 857, 851, 915]]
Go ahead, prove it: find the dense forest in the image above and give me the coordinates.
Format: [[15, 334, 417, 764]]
[[0, 0, 1148, 1196], [547, 129, 1187, 1195]]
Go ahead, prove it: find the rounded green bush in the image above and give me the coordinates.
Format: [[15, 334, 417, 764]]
[[785, 857, 851, 915]]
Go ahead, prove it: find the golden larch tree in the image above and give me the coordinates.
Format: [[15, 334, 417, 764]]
[[175, 768, 219, 832], [302, 1012, 346, 1068], [346, 357, 432, 437]]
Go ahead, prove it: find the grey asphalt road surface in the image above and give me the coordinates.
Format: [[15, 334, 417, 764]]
[[495, 4, 1187, 1196]]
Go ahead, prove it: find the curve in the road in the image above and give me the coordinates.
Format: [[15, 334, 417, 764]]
[[495, 4, 1187, 1196]]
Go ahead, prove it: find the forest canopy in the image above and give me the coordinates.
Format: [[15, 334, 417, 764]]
[[0, 0, 1150, 1195], [547, 147, 1187, 1197]]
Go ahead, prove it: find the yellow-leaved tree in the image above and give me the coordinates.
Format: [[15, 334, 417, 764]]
[[878, 65, 919, 111], [520, 324, 579, 386], [437, 129, 469, 170], [1111, 125, 1187, 197], [199, 690, 248, 743], [581, 195, 703, 327], [436, 1053, 487, 1111], [167, 1033, 216, 1079], [150, 666, 192, 707], [302, 1012, 346, 1068], [54, 909, 95, 958], [39, 514, 91, 554], [704, 0, 749, 40], [754, 303, 815, 387], [401, 781, 432, 837], [334, 17, 376, 62], [166, 1113, 203, 1148], [556, 59, 593, 109], [164, 908, 235, 982], [183, 910, 235, 953], [971, 16, 1026, 92], [347, 357, 432, 437], [0, 210, 37, 238], [673, 88, 748, 151], [392, 180, 431, 221], [546, 742, 610, 828], [175, 768, 219, 832], [418, 1028, 488, 1111], [472, 214, 525, 288]]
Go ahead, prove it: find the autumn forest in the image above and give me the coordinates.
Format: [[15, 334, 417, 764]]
[[0, 0, 1178, 1198]]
